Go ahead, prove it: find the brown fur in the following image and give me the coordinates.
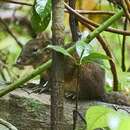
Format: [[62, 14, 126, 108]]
[[17, 38, 105, 100]]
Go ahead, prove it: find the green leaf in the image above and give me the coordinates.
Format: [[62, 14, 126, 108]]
[[86, 106, 114, 130], [81, 52, 110, 65], [31, 8, 43, 32], [47, 45, 73, 58], [31, 0, 51, 32], [86, 106, 130, 130], [76, 40, 93, 59]]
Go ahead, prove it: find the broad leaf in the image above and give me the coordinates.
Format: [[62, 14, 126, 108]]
[[31, 8, 43, 32], [31, 0, 51, 32], [47, 45, 73, 58], [76, 40, 93, 59], [86, 106, 130, 130], [81, 52, 110, 65]]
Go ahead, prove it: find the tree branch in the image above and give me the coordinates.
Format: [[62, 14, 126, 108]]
[[65, 3, 130, 36], [0, 0, 32, 6], [0, 18, 23, 48]]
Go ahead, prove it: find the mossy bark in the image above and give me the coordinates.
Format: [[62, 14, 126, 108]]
[[51, 0, 65, 130]]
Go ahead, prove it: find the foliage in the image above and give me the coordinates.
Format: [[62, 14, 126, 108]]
[[86, 106, 130, 130], [75, 40, 110, 65], [47, 42, 109, 68], [31, 0, 52, 32], [47, 44, 73, 59]]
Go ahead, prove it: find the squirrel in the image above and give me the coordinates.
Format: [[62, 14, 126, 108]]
[[16, 36, 105, 100], [16, 36, 130, 105]]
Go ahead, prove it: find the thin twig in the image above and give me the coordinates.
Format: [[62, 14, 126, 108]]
[[0, 18, 23, 48], [69, 0, 79, 41], [65, 2, 130, 36], [121, 17, 128, 71], [125, 0, 130, 12], [0, 0, 32, 6], [0, 0, 115, 16], [121, 0, 130, 22], [68, 1, 79, 129], [65, 9, 115, 15]]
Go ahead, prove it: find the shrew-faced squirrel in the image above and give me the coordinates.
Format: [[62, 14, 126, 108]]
[[16, 35, 130, 105]]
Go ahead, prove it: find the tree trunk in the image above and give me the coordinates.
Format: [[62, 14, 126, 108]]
[[51, 0, 65, 130]]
